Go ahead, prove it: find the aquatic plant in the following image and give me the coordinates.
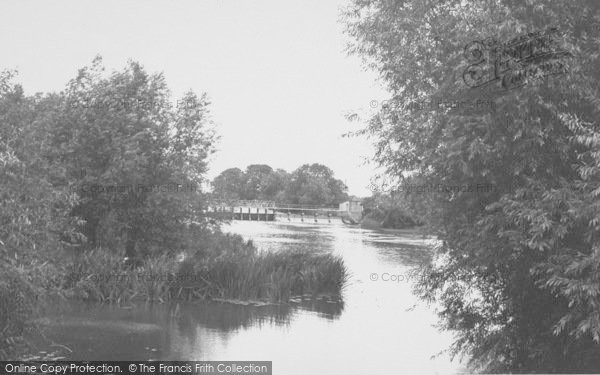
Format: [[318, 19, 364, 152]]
[[62, 231, 348, 305], [176, 248, 348, 303]]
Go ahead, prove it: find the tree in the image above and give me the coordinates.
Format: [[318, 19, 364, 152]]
[[243, 164, 275, 200], [0, 70, 76, 264], [344, 0, 600, 371], [0, 71, 80, 359], [212, 168, 246, 200], [269, 169, 290, 203], [283, 164, 348, 206], [52, 57, 217, 257], [362, 192, 418, 229]]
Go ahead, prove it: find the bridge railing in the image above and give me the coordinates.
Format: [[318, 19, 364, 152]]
[[271, 203, 339, 210], [208, 200, 340, 210], [272, 207, 341, 213], [209, 199, 276, 208]]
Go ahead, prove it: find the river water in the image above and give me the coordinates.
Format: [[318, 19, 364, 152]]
[[34, 222, 462, 374]]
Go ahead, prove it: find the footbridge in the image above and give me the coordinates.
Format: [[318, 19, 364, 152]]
[[206, 200, 355, 224]]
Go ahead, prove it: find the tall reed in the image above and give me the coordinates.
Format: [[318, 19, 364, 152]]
[[61, 231, 348, 305]]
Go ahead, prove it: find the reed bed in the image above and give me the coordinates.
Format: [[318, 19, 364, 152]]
[[174, 250, 348, 302], [62, 232, 348, 304]]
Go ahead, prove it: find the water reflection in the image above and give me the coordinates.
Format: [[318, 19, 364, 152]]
[[33, 222, 462, 374], [34, 297, 344, 361]]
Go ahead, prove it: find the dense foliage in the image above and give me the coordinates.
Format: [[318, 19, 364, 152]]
[[212, 163, 349, 206], [0, 58, 218, 357], [344, 0, 600, 372], [361, 192, 420, 229], [56, 57, 217, 258], [0, 70, 75, 266]]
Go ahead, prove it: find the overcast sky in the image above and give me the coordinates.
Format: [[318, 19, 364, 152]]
[[0, 0, 389, 196]]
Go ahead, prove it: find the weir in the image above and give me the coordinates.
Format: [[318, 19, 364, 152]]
[[206, 200, 351, 224]]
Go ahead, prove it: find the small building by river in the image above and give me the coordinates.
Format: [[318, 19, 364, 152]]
[[339, 198, 363, 222]]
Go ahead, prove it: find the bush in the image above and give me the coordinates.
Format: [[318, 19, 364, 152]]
[[362, 192, 420, 229]]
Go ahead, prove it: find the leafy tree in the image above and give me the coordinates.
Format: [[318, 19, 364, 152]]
[[0, 71, 78, 359], [51, 57, 217, 258], [262, 168, 289, 202], [344, 0, 600, 371], [0, 70, 76, 264], [283, 164, 348, 206], [243, 164, 275, 200], [212, 168, 246, 200], [362, 192, 418, 229]]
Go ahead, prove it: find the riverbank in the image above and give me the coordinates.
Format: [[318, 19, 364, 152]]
[[0, 229, 348, 360]]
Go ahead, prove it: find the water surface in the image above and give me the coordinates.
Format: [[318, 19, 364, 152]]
[[35, 222, 462, 374]]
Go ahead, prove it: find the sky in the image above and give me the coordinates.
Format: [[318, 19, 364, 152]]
[[0, 0, 389, 196]]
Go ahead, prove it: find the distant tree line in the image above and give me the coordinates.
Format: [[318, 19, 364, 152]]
[[211, 163, 349, 206]]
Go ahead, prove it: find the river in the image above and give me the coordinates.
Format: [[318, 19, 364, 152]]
[[33, 221, 463, 374]]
